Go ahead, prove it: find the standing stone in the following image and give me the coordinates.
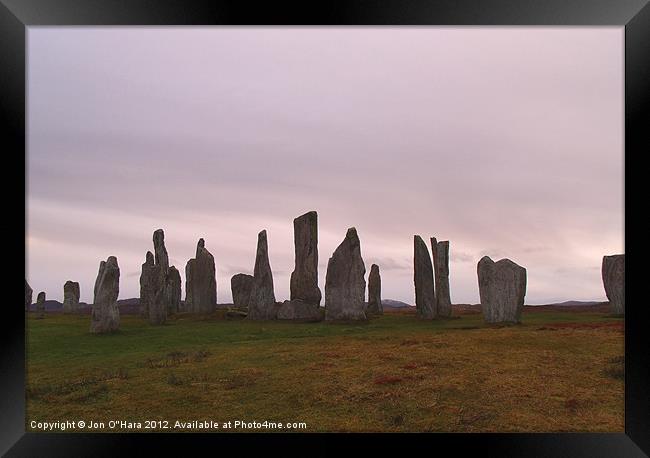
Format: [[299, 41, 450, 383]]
[[148, 229, 171, 325], [166, 266, 181, 315], [139, 251, 155, 317], [414, 235, 435, 319], [90, 256, 120, 334], [231, 273, 254, 310], [185, 258, 195, 311], [25, 280, 32, 312], [63, 281, 80, 314], [185, 239, 217, 314], [36, 291, 46, 318], [325, 228, 367, 321], [248, 230, 277, 320], [431, 238, 452, 318], [367, 264, 383, 315], [477, 256, 527, 324], [153, 229, 169, 273], [602, 254, 624, 315], [290, 211, 322, 306]]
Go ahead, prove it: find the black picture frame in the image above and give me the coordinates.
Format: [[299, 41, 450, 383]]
[[2, 0, 648, 456]]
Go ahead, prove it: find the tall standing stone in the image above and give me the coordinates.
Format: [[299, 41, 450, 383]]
[[431, 238, 452, 318], [25, 280, 32, 312], [325, 228, 367, 321], [414, 235, 435, 319], [248, 230, 277, 320], [36, 291, 46, 318], [231, 273, 254, 310], [367, 263, 383, 315], [139, 251, 155, 317], [602, 254, 624, 315], [153, 229, 169, 273], [90, 256, 120, 333], [166, 266, 181, 315], [477, 256, 526, 323], [63, 281, 80, 314], [185, 239, 217, 314], [290, 211, 321, 306]]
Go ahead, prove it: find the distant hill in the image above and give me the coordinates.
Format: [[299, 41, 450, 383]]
[[552, 300, 603, 307], [382, 299, 413, 309]]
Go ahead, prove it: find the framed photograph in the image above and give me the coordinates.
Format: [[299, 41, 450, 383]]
[[3, 0, 648, 455]]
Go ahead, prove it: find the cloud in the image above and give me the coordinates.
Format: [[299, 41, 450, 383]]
[[26, 28, 623, 304]]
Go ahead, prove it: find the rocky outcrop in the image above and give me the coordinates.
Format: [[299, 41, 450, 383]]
[[290, 211, 322, 306], [431, 238, 452, 318], [185, 239, 217, 314], [477, 256, 526, 323], [414, 235, 435, 319], [367, 264, 382, 315], [25, 280, 32, 312], [36, 291, 46, 318], [90, 256, 120, 333], [231, 273, 254, 310], [325, 228, 367, 321], [602, 254, 624, 315], [277, 299, 323, 321], [248, 230, 277, 320], [63, 281, 80, 314], [166, 266, 181, 315]]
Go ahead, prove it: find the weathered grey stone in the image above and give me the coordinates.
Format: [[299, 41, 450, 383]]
[[431, 238, 452, 318], [63, 281, 80, 314], [325, 228, 367, 321], [602, 254, 624, 315], [277, 299, 323, 321], [367, 264, 383, 315], [166, 266, 181, 315], [90, 256, 120, 333], [148, 229, 171, 325], [36, 291, 46, 318], [414, 235, 435, 319], [231, 273, 254, 310], [153, 228, 169, 273], [477, 256, 526, 323], [290, 211, 322, 306], [185, 238, 217, 314], [25, 280, 32, 312], [248, 230, 277, 320], [185, 258, 195, 311], [139, 251, 155, 317]]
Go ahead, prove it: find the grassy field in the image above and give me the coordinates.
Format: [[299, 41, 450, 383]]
[[25, 308, 624, 433]]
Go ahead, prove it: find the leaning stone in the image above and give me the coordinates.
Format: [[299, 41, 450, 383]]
[[277, 299, 323, 321], [477, 256, 526, 324], [290, 211, 322, 306], [231, 273, 254, 310], [431, 238, 452, 318], [414, 235, 435, 319], [63, 281, 80, 314], [367, 264, 383, 315], [602, 254, 625, 315], [36, 291, 46, 318], [325, 228, 367, 321], [25, 280, 33, 312], [90, 256, 120, 333], [248, 230, 277, 320]]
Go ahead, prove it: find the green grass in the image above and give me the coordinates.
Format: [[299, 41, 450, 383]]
[[25, 309, 624, 432]]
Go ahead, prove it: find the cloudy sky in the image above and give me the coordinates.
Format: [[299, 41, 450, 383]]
[[26, 27, 623, 305]]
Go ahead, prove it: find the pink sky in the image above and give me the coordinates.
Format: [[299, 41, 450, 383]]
[[26, 27, 623, 304]]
